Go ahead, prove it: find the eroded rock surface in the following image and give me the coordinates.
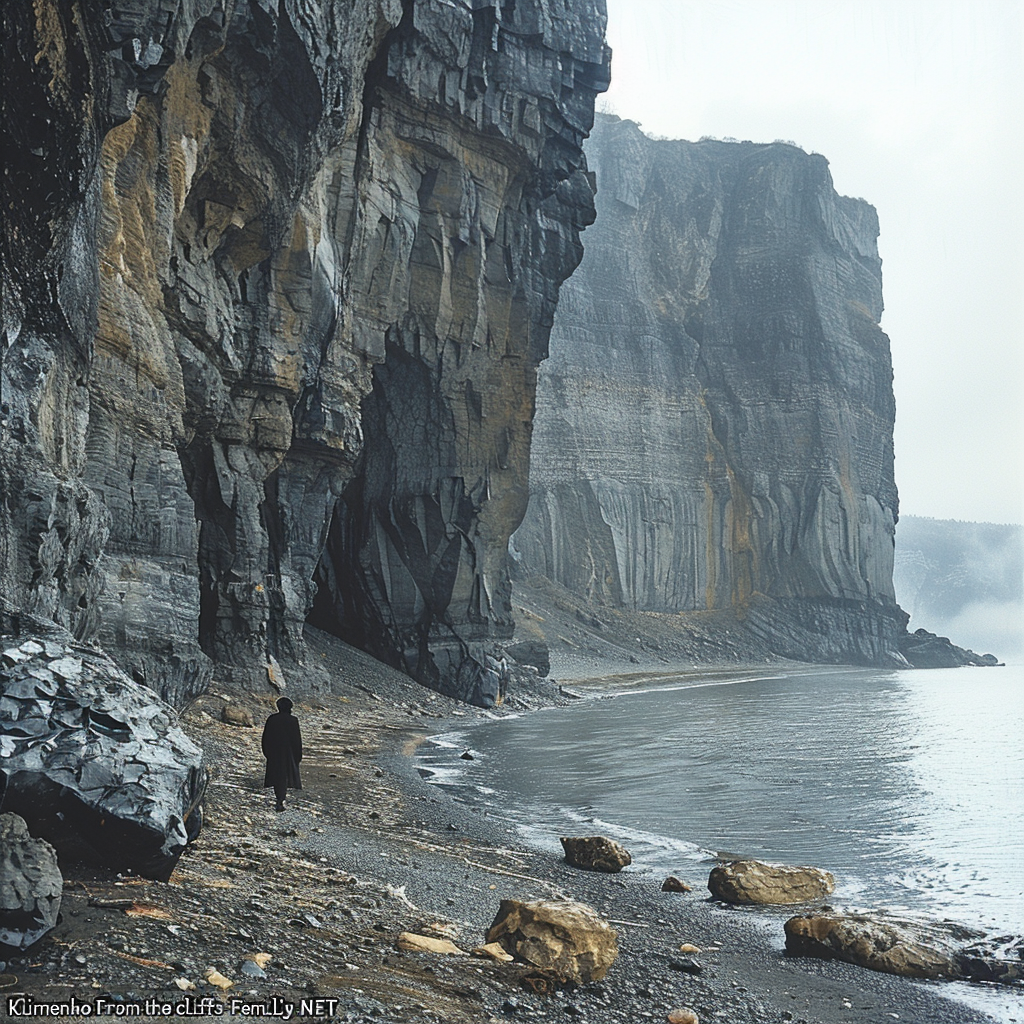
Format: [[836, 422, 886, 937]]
[[784, 910, 965, 981], [514, 115, 907, 665], [2, 1, 609, 705], [0, 813, 63, 954], [708, 859, 835, 906], [505, 639, 551, 677], [560, 835, 632, 873], [0, 617, 206, 880], [787, 910, 1024, 986], [957, 934, 1024, 986], [486, 898, 618, 984]]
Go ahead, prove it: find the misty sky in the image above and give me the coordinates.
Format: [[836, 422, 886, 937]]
[[600, 0, 1023, 526]]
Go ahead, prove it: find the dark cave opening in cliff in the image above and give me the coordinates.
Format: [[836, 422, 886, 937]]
[[307, 484, 381, 663]]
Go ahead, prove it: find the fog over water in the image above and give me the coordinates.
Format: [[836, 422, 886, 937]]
[[600, 0, 1023, 528], [893, 517, 1024, 658]]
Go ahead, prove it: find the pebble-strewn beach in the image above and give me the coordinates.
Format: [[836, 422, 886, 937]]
[[3, 627, 1006, 1023]]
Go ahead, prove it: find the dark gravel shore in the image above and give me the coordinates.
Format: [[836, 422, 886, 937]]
[[365, 696, 1013, 1024], [2, 628, 1012, 1023]]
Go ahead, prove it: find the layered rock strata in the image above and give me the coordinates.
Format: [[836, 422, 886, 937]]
[[514, 115, 906, 664], [1, 1, 609, 704]]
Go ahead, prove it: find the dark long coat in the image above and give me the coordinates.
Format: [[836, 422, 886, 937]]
[[261, 710, 302, 790]]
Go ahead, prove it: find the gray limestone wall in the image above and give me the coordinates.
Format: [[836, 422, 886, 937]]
[[514, 116, 906, 665]]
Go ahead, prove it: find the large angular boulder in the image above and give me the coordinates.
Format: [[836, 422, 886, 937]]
[[784, 911, 962, 980], [0, 813, 63, 954], [561, 836, 632, 873], [505, 641, 550, 678], [708, 859, 834, 905], [0, 630, 206, 881], [486, 899, 618, 984]]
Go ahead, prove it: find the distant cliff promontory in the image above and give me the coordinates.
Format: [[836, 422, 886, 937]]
[[514, 115, 908, 665]]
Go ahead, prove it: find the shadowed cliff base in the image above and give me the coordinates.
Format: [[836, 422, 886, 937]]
[[506, 573, 998, 680]]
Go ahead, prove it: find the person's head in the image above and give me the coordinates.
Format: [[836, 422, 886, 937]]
[[276, 696, 293, 714]]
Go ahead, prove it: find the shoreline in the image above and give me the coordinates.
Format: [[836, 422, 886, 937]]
[[378, 668, 1018, 1024], [2, 636, 1013, 1023]]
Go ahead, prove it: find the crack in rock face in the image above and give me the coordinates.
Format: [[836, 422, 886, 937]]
[[0, 617, 206, 881]]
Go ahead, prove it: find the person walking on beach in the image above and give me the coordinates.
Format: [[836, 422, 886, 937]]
[[262, 697, 302, 812]]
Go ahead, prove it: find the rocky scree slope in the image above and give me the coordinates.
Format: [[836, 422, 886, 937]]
[[514, 115, 907, 666], [1, 0, 610, 706]]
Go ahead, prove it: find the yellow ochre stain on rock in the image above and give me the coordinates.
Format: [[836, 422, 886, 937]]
[[724, 463, 757, 615], [33, 0, 70, 99]]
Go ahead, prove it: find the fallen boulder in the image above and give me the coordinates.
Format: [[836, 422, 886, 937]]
[[0, 814, 63, 954], [784, 910, 966, 979], [505, 640, 550, 677], [560, 836, 632, 873], [708, 859, 834, 905], [486, 898, 618, 984], [0, 627, 206, 881]]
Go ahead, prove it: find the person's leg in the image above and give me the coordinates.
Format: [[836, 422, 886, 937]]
[[274, 784, 286, 811]]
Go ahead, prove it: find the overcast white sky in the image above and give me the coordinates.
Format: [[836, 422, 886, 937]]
[[601, 0, 1023, 526]]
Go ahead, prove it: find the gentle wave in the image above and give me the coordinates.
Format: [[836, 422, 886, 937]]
[[419, 665, 1024, 937]]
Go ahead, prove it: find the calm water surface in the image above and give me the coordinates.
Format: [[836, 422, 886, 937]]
[[419, 665, 1024, 935]]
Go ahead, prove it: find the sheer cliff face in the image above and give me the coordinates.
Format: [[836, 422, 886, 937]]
[[1, 0, 609, 704], [515, 117, 904, 664]]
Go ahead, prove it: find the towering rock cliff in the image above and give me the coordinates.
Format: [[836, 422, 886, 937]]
[[1, 0, 609, 705], [514, 116, 906, 665]]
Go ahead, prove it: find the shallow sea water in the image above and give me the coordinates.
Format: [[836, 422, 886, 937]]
[[417, 663, 1024, 1021]]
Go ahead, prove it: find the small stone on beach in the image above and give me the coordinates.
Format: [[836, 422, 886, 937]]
[[667, 1009, 699, 1024], [662, 876, 692, 892]]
